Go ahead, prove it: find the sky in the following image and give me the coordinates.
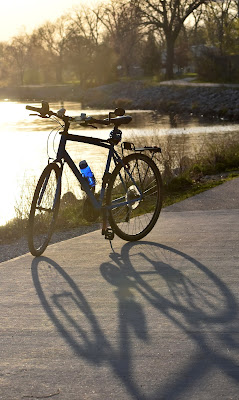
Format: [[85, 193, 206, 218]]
[[1, 0, 98, 42]]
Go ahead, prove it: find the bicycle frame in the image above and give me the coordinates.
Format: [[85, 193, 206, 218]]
[[55, 131, 142, 212], [27, 102, 163, 256]]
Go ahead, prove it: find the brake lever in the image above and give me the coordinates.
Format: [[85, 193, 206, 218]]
[[29, 113, 49, 118], [79, 122, 97, 129]]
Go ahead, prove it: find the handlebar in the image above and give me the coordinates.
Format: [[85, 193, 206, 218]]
[[26, 105, 44, 113], [26, 101, 132, 127]]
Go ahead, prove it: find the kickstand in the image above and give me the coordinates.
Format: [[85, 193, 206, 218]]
[[101, 208, 108, 235]]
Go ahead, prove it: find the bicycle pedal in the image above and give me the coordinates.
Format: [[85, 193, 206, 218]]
[[104, 228, 114, 240]]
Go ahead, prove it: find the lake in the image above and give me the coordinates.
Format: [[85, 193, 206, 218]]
[[1, 100, 239, 226]]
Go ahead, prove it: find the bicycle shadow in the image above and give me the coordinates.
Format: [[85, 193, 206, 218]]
[[103, 241, 239, 398], [31, 240, 239, 399], [31, 255, 147, 399]]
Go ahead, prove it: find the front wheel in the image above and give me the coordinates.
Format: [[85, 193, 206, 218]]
[[106, 153, 162, 241], [28, 163, 62, 256]]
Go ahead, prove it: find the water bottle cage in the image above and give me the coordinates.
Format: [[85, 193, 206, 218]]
[[81, 176, 95, 192]]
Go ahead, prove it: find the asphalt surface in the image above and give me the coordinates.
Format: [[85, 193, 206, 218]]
[[0, 178, 239, 400], [160, 78, 239, 88]]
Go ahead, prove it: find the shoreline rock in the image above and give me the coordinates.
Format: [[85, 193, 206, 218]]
[[0, 80, 239, 120], [80, 81, 239, 121]]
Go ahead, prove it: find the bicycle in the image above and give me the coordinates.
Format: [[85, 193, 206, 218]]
[[26, 101, 163, 256]]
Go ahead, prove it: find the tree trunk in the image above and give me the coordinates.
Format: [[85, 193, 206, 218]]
[[56, 64, 63, 83], [55, 55, 63, 83], [165, 37, 175, 80]]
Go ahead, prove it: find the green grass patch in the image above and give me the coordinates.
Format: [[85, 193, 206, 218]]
[[162, 179, 224, 208], [0, 219, 27, 245], [0, 198, 95, 245]]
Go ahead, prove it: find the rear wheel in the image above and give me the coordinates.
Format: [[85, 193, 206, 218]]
[[28, 163, 61, 256], [106, 153, 162, 241]]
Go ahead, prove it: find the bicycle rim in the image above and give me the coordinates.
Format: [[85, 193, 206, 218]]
[[28, 163, 61, 256], [107, 153, 162, 241]]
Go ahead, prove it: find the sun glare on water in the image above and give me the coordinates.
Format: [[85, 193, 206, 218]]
[[0, 102, 48, 225]]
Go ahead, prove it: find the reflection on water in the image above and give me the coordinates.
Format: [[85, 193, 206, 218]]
[[1, 100, 239, 226]]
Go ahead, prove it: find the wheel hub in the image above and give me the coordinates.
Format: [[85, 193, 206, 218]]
[[126, 185, 141, 210]]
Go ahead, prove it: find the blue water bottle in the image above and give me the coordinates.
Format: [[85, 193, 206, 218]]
[[79, 160, 95, 189]]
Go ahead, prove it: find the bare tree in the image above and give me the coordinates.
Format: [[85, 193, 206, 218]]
[[139, 0, 208, 79], [66, 8, 103, 85], [141, 31, 162, 76], [37, 16, 71, 83], [189, 5, 207, 45], [204, 0, 238, 54], [233, 0, 239, 16], [70, 6, 102, 45], [96, 0, 142, 75], [6, 34, 31, 85], [0, 42, 10, 84]]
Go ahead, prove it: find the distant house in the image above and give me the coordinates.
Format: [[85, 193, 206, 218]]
[[190, 44, 219, 58], [117, 64, 144, 78]]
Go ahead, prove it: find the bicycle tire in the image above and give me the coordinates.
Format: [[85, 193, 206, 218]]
[[28, 163, 61, 256], [106, 153, 162, 241]]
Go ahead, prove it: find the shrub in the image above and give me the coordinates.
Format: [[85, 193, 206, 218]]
[[166, 176, 193, 192], [113, 98, 133, 109]]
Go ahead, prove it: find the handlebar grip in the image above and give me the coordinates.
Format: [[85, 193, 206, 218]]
[[26, 105, 43, 113], [26, 101, 49, 116]]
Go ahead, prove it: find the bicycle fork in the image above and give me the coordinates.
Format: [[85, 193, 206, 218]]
[[37, 169, 61, 212]]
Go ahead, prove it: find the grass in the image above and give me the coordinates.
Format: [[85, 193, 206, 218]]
[[162, 179, 224, 208], [0, 219, 27, 245]]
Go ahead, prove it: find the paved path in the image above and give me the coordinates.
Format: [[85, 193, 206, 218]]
[[160, 78, 239, 88], [165, 177, 239, 212], [1, 178, 239, 400]]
